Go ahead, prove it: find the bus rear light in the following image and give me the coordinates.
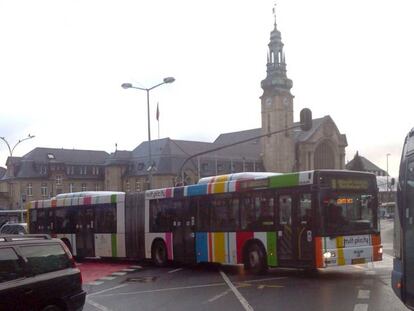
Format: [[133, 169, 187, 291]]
[[378, 247, 383, 254]]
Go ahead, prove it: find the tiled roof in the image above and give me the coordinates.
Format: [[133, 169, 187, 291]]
[[23, 147, 109, 164]]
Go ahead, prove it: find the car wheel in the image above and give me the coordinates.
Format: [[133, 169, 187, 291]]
[[152, 240, 168, 267], [244, 242, 268, 274]]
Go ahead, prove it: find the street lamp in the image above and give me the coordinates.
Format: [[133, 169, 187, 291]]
[[121, 77, 175, 190], [386, 153, 391, 194], [0, 134, 35, 158]]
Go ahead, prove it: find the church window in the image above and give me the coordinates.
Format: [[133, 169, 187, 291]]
[[314, 141, 335, 169]]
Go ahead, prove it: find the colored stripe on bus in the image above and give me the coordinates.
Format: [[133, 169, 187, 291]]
[[174, 187, 184, 199], [208, 233, 213, 262], [336, 236, 345, 265], [315, 237, 324, 268], [212, 182, 226, 194], [111, 233, 117, 257], [111, 194, 117, 204], [187, 184, 208, 197], [266, 232, 278, 266], [166, 232, 173, 260], [269, 173, 299, 188], [84, 197, 92, 205], [213, 233, 226, 263], [371, 233, 382, 261], [51, 200, 57, 208], [196, 233, 208, 263]]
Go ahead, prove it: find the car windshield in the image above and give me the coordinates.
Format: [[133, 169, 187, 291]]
[[322, 192, 378, 236]]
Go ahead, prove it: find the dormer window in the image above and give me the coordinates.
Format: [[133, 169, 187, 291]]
[[47, 153, 55, 160], [137, 163, 145, 171]]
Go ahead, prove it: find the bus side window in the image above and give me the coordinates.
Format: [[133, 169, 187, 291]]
[[256, 194, 275, 228], [299, 194, 312, 225], [197, 197, 210, 231], [279, 195, 292, 225], [241, 196, 254, 230]]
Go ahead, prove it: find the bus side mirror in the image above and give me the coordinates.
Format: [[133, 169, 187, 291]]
[[300, 108, 312, 131]]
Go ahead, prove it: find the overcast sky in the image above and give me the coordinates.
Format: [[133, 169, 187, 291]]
[[0, 0, 412, 177]]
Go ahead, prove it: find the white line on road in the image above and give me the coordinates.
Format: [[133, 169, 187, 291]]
[[87, 284, 128, 297], [87, 299, 112, 311], [206, 289, 233, 303], [168, 268, 184, 274], [358, 290, 371, 299], [220, 270, 254, 311], [96, 282, 226, 297], [111, 272, 127, 276], [353, 304, 368, 311], [87, 281, 104, 286]]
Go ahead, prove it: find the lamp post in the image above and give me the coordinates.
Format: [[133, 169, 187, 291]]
[[121, 77, 175, 190], [386, 153, 391, 197], [0, 134, 35, 213]]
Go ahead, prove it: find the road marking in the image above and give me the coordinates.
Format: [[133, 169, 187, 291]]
[[121, 268, 136, 272], [111, 272, 127, 276], [168, 268, 184, 274], [358, 290, 370, 299], [88, 284, 128, 297], [87, 281, 104, 286], [353, 304, 368, 311], [98, 276, 116, 281], [206, 289, 233, 303], [220, 270, 253, 311], [87, 299, 112, 311], [242, 276, 287, 283], [130, 265, 142, 269], [96, 282, 226, 297]]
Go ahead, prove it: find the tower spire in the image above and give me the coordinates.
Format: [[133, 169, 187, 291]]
[[273, 2, 277, 29]]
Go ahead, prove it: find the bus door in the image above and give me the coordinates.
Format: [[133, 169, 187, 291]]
[[75, 207, 95, 257], [296, 193, 314, 265], [277, 194, 295, 262], [172, 200, 195, 264]]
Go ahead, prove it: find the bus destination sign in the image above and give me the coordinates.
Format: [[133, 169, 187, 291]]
[[331, 179, 369, 190]]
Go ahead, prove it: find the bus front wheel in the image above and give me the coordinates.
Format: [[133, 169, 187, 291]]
[[244, 242, 268, 274], [151, 240, 168, 267]]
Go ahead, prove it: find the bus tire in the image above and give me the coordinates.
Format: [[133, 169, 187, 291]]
[[244, 241, 268, 274], [151, 240, 168, 267]]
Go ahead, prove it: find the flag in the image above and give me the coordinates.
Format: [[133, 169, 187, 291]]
[[156, 102, 160, 121]]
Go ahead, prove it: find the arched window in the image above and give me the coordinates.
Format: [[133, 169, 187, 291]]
[[314, 141, 335, 169]]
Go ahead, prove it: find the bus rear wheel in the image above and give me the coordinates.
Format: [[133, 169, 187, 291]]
[[244, 242, 267, 274], [152, 240, 168, 267]]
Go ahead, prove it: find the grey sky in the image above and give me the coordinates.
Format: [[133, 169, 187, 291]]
[[0, 0, 412, 177]]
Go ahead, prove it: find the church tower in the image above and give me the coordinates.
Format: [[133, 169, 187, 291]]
[[261, 7, 295, 173]]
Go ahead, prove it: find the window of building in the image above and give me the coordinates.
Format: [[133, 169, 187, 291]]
[[81, 183, 87, 191], [92, 167, 100, 175], [56, 175, 62, 185], [95, 183, 100, 191], [26, 183, 33, 197], [79, 166, 87, 175], [126, 181, 130, 193], [66, 166, 74, 175], [41, 183, 48, 198], [69, 183, 75, 193], [135, 180, 142, 192], [137, 163, 145, 171]]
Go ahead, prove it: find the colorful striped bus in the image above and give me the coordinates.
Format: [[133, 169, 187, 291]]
[[27, 170, 382, 273]]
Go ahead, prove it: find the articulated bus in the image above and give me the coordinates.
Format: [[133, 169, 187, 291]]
[[27, 170, 382, 273], [392, 127, 414, 309]]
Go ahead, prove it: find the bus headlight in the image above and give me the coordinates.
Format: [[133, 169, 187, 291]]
[[324, 251, 336, 259]]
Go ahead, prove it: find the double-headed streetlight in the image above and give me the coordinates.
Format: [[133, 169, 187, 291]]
[[0, 134, 35, 158], [121, 77, 175, 190]]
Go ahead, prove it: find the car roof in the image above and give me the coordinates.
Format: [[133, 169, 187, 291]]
[[0, 234, 59, 245]]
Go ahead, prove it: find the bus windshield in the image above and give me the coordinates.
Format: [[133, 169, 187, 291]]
[[322, 192, 377, 236]]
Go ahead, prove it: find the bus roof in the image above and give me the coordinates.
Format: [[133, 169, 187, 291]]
[[28, 191, 125, 209], [406, 127, 414, 155], [146, 170, 376, 200], [197, 172, 281, 184]]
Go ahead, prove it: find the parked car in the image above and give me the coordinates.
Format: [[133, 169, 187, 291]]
[[0, 234, 85, 311], [0, 222, 28, 235]]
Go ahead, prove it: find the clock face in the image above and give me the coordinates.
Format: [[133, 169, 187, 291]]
[[265, 98, 272, 106]]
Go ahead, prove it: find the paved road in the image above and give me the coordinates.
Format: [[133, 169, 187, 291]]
[[83, 220, 408, 311]]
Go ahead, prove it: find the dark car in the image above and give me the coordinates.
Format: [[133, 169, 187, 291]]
[[0, 234, 85, 311]]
